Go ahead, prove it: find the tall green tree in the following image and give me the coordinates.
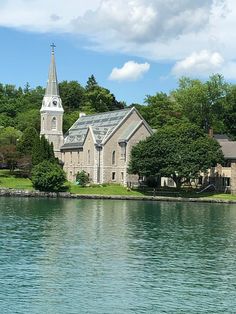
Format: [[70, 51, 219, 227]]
[[17, 127, 39, 155], [172, 74, 229, 134], [135, 92, 185, 129], [128, 123, 224, 189], [59, 80, 85, 112], [32, 135, 55, 166], [85, 75, 98, 90]]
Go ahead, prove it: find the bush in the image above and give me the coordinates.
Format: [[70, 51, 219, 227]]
[[76, 170, 89, 187], [31, 160, 66, 192]]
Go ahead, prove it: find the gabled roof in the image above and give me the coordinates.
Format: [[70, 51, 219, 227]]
[[218, 142, 236, 160], [215, 134, 236, 160], [61, 108, 131, 149], [119, 120, 143, 142], [214, 134, 230, 142]]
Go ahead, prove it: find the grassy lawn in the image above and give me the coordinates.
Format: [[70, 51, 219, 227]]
[[1, 169, 236, 200], [69, 183, 144, 196], [206, 193, 236, 200], [0, 170, 33, 190]]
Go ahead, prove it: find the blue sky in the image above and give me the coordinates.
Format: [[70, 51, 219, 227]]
[[0, 0, 236, 105]]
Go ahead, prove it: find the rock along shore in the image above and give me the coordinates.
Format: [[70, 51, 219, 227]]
[[0, 188, 236, 204]]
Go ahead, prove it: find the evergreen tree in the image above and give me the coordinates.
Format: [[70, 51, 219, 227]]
[[85, 75, 98, 90], [32, 135, 55, 166]]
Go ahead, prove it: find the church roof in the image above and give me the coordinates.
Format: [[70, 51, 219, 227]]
[[214, 134, 236, 159], [61, 108, 131, 149], [219, 141, 236, 159], [45, 45, 59, 97]]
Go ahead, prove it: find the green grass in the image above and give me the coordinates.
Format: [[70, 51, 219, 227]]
[[206, 193, 236, 200], [68, 183, 144, 196], [1, 169, 236, 201], [0, 170, 33, 190]]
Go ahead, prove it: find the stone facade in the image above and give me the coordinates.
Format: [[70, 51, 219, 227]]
[[61, 108, 152, 185]]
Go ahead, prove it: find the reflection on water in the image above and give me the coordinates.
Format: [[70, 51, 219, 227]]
[[0, 197, 236, 313]]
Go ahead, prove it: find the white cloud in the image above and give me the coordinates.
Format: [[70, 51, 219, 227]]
[[109, 61, 150, 81], [1, 0, 236, 78], [172, 50, 224, 77], [172, 50, 236, 79], [0, 0, 100, 32]]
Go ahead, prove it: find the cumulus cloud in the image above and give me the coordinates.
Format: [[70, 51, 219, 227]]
[[109, 61, 150, 81], [73, 0, 213, 45], [171, 49, 236, 79], [1, 0, 236, 78], [172, 50, 224, 77]]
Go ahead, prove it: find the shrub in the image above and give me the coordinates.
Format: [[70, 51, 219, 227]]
[[31, 160, 66, 192], [76, 170, 89, 187]]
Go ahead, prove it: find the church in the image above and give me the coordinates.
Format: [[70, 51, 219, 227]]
[[40, 46, 153, 186]]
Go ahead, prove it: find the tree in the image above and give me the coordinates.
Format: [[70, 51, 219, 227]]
[[84, 85, 124, 113], [16, 109, 40, 132], [63, 111, 81, 133], [85, 75, 98, 90], [136, 92, 185, 129], [32, 135, 55, 166], [0, 145, 20, 173], [76, 170, 89, 187], [31, 160, 66, 192], [128, 123, 224, 189], [172, 75, 229, 134], [0, 127, 22, 145], [17, 127, 39, 156], [59, 80, 85, 112]]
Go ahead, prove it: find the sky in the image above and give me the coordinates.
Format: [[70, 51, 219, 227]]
[[0, 0, 236, 105]]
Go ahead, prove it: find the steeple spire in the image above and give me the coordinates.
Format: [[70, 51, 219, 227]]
[[40, 44, 64, 159], [45, 43, 59, 96]]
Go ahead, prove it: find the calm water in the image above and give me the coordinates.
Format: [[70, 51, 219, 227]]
[[0, 198, 236, 313]]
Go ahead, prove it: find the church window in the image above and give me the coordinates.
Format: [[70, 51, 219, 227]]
[[88, 150, 91, 165], [121, 172, 124, 181], [51, 117, 57, 130], [77, 152, 80, 164], [70, 152, 72, 164], [112, 172, 116, 181], [120, 143, 126, 160], [112, 151, 116, 165]]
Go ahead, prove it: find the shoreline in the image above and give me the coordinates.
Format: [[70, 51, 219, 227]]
[[1, 188, 236, 204]]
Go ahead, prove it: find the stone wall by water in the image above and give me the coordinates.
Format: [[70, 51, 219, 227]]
[[0, 188, 235, 204]]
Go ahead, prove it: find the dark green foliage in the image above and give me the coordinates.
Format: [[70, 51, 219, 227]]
[[0, 127, 22, 145], [59, 81, 85, 112], [32, 135, 55, 166], [17, 127, 39, 155], [136, 92, 186, 129], [172, 74, 229, 134], [31, 160, 66, 192], [76, 170, 89, 187], [129, 123, 224, 189], [86, 75, 98, 90], [83, 85, 124, 113]]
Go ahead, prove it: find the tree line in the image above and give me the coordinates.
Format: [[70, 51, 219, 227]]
[[0, 73, 235, 190]]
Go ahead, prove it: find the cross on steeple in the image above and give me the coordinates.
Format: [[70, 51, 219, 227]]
[[51, 43, 56, 53]]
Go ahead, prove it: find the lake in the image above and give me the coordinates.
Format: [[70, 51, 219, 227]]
[[0, 197, 236, 313]]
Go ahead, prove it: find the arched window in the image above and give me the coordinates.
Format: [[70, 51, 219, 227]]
[[112, 151, 116, 165], [51, 117, 56, 130]]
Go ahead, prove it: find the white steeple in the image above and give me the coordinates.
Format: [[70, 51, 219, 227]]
[[40, 44, 64, 158]]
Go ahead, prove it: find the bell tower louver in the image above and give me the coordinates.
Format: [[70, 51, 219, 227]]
[[40, 44, 64, 159]]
